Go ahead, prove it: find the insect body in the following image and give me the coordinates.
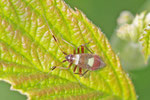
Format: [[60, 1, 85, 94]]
[[43, 16, 105, 76], [66, 54, 105, 71], [52, 36, 106, 76]]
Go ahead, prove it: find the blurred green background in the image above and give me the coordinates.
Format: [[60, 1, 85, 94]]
[[0, 0, 150, 100]]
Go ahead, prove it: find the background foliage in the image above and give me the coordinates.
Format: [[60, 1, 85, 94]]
[[0, 0, 149, 100]]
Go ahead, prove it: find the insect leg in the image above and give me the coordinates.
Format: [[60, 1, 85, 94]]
[[77, 47, 80, 54], [78, 42, 93, 54], [79, 67, 82, 75], [50, 66, 57, 71], [81, 70, 89, 76], [68, 63, 73, 69], [74, 48, 76, 54], [50, 60, 67, 71], [74, 67, 83, 76], [73, 65, 78, 73], [81, 45, 84, 53], [84, 45, 93, 54], [74, 69, 89, 76]]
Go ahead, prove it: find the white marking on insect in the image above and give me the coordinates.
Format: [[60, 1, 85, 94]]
[[88, 58, 94, 67], [74, 54, 80, 65], [68, 56, 70, 59]]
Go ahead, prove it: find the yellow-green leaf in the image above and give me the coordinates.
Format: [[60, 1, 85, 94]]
[[0, 0, 136, 100]]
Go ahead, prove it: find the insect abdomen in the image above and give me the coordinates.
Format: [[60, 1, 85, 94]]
[[73, 54, 105, 71], [89, 55, 105, 70]]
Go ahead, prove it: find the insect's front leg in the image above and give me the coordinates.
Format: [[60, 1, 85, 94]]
[[68, 63, 73, 69], [73, 65, 78, 73], [50, 59, 68, 71]]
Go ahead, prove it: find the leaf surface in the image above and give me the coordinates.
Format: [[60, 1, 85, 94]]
[[0, 0, 136, 100]]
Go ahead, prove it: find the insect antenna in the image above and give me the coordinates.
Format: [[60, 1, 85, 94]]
[[60, 36, 76, 49], [42, 15, 67, 55]]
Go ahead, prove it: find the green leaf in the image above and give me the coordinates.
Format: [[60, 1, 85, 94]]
[[0, 0, 136, 100], [140, 24, 150, 62]]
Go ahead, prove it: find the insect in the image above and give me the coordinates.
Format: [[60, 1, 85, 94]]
[[50, 35, 106, 76], [44, 16, 106, 76]]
